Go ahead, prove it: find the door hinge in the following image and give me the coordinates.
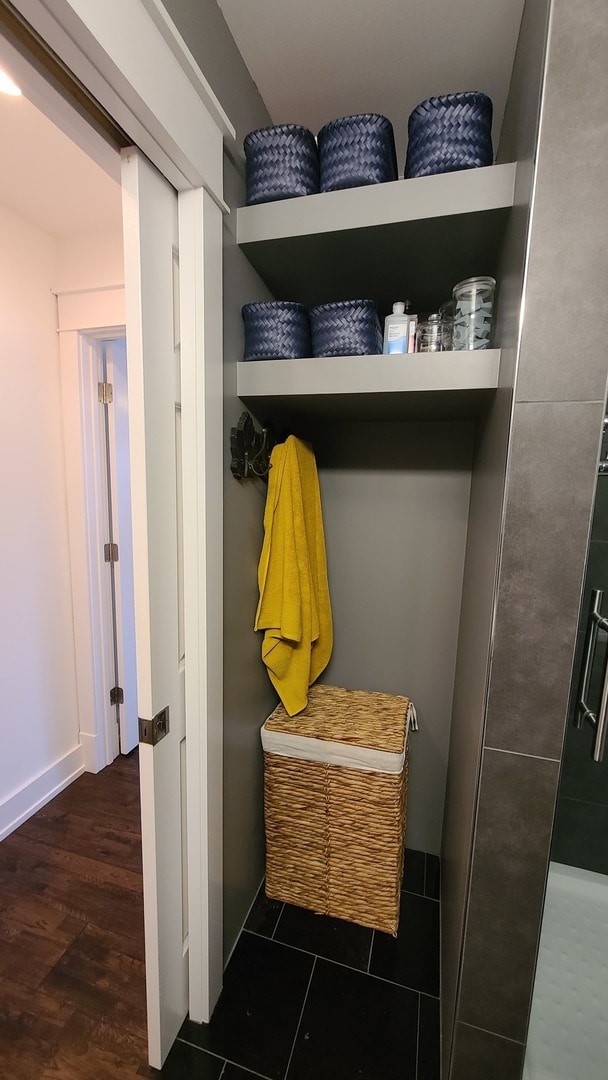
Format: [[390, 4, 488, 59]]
[[104, 542, 119, 563], [98, 381, 113, 404], [110, 685, 124, 707], [139, 706, 170, 747]]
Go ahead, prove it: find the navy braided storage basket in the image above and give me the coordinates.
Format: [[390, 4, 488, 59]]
[[244, 124, 319, 205], [242, 301, 311, 361], [310, 300, 383, 357], [404, 92, 493, 179], [318, 114, 398, 193]]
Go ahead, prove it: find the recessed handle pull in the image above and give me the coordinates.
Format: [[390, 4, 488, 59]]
[[575, 589, 608, 763], [593, 644, 608, 763]]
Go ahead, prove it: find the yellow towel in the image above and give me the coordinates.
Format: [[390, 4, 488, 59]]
[[255, 435, 333, 715]]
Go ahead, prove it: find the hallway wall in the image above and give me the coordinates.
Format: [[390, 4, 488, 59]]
[[0, 204, 83, 838]]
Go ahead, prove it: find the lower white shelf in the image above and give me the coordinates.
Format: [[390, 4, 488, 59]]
[[237, 350, 501, 422]]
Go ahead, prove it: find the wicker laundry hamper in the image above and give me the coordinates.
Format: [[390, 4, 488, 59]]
[[261, 684, 412, 935]]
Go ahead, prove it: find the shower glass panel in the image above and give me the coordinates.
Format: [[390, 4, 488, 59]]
[[524, 415, 608, 1080]]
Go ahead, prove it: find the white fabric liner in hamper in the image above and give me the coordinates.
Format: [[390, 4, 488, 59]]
[[261, 701, 416, 774]]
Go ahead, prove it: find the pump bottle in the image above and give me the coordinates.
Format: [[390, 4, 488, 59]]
[[383, 301, 410, 354]]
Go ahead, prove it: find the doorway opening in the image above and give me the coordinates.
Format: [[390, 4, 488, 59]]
[[0, 51, 148, 1076]]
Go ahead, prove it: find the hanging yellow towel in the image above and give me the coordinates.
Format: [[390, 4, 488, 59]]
[[255, 435, 333, 716]]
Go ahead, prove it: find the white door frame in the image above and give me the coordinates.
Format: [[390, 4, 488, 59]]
[[9, 0, 234, 1024], [58, 316, 123, 773], [58, 302, 138, 769]]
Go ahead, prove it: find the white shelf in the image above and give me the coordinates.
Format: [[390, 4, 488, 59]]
[[236, 164, 516, 315], [237, 350, 501, 422]]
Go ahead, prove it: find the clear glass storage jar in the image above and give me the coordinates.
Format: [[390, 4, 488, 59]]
[[452, 276, 496, 350], [415, 313, 451, 353]]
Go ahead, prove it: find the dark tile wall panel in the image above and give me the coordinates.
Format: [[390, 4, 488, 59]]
[[457, 750, 559, 1042], [441, 0, 554, 1071], [484, 400, 603, 758], [450, 1023, 525, 1080], [514, 0, 608, 404], [443, 0, 608, 1076]]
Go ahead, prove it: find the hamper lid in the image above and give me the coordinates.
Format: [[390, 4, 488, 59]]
[[264, 684, 410, 754]]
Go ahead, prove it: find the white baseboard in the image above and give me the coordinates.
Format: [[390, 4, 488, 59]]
[[79, 731, 105, 774], [0, 745, 85, 840]]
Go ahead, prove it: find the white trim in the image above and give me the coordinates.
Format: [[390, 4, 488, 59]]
[[0, 745, 85, 840], [78, 730, 102, 773], [179, 186, 224, 1022], [56, 287, 126, 332], [12, 0, 227, 201], [60, 330, 120, 771], [105, 337, 139, 755]]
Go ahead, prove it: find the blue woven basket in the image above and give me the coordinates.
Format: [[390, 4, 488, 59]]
[[318, 114, 398, 193], [404, 92, 493, 179], [242, 301, 311, 361], [310, 300, 383, 357], [244, 124, 319, 205]]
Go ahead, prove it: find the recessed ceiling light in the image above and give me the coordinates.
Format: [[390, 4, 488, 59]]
[[0, 68, 22, 96]]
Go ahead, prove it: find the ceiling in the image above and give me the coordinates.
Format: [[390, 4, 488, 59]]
[[0, 88, 122, 239], [217, 0, 526, 163]]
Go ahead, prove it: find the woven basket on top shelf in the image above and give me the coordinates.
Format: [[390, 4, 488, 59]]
[[244, 123, 319, 205], [262, 684, 411, 935], [317, 113, 398, 193], [404, 91, 494, 179]]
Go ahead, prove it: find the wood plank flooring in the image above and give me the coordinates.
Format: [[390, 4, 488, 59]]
[[0, 751, 155, 1079]]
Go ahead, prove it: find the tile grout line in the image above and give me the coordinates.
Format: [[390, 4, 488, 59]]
[[222, 1057, 274, 1080], [271, 902, 285, 941], [243, 928, 439, 999], [283, 956, 316, 1080], [176, 1039, 274, 1080], [405, 885, 440, 903], [459, 1019, 524, 1047], [484, 745, 560, 763]]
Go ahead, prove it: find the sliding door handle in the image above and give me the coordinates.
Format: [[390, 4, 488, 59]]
[[576, 589, 608, 763], [594, 646, 608, 763]]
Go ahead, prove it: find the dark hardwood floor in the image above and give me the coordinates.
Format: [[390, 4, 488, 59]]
[[0, 750, 154, 1079]]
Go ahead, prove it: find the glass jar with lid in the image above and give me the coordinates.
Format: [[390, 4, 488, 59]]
[[415, 313, 451, 353], [452, 276, 496, 350]]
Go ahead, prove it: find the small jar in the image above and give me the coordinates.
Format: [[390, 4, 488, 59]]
[[452, 276, 496, 350], [438, 300, 455, 349], [415, 313, 451, 353]]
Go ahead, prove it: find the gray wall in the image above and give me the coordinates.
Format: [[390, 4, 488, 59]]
[[448, 1, 608, 1077], [311, 420, 474, 854], [161, 0, 269, 145], [222, 159, 277, 959], [440, 0, 551, 1067], [161, 0, 274, 959]]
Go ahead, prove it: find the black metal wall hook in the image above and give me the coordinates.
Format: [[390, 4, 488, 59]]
[[230, 411, 276, 480]]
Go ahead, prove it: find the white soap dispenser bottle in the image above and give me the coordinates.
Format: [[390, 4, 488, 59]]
[[383, 301, 410, 354]]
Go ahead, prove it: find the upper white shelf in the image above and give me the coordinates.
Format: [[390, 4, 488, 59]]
[[237, 349, 501, 422], [236, 164, 516, 315]]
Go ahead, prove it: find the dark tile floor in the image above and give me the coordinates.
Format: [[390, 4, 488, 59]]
[[161, 849, 441, 1080]]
